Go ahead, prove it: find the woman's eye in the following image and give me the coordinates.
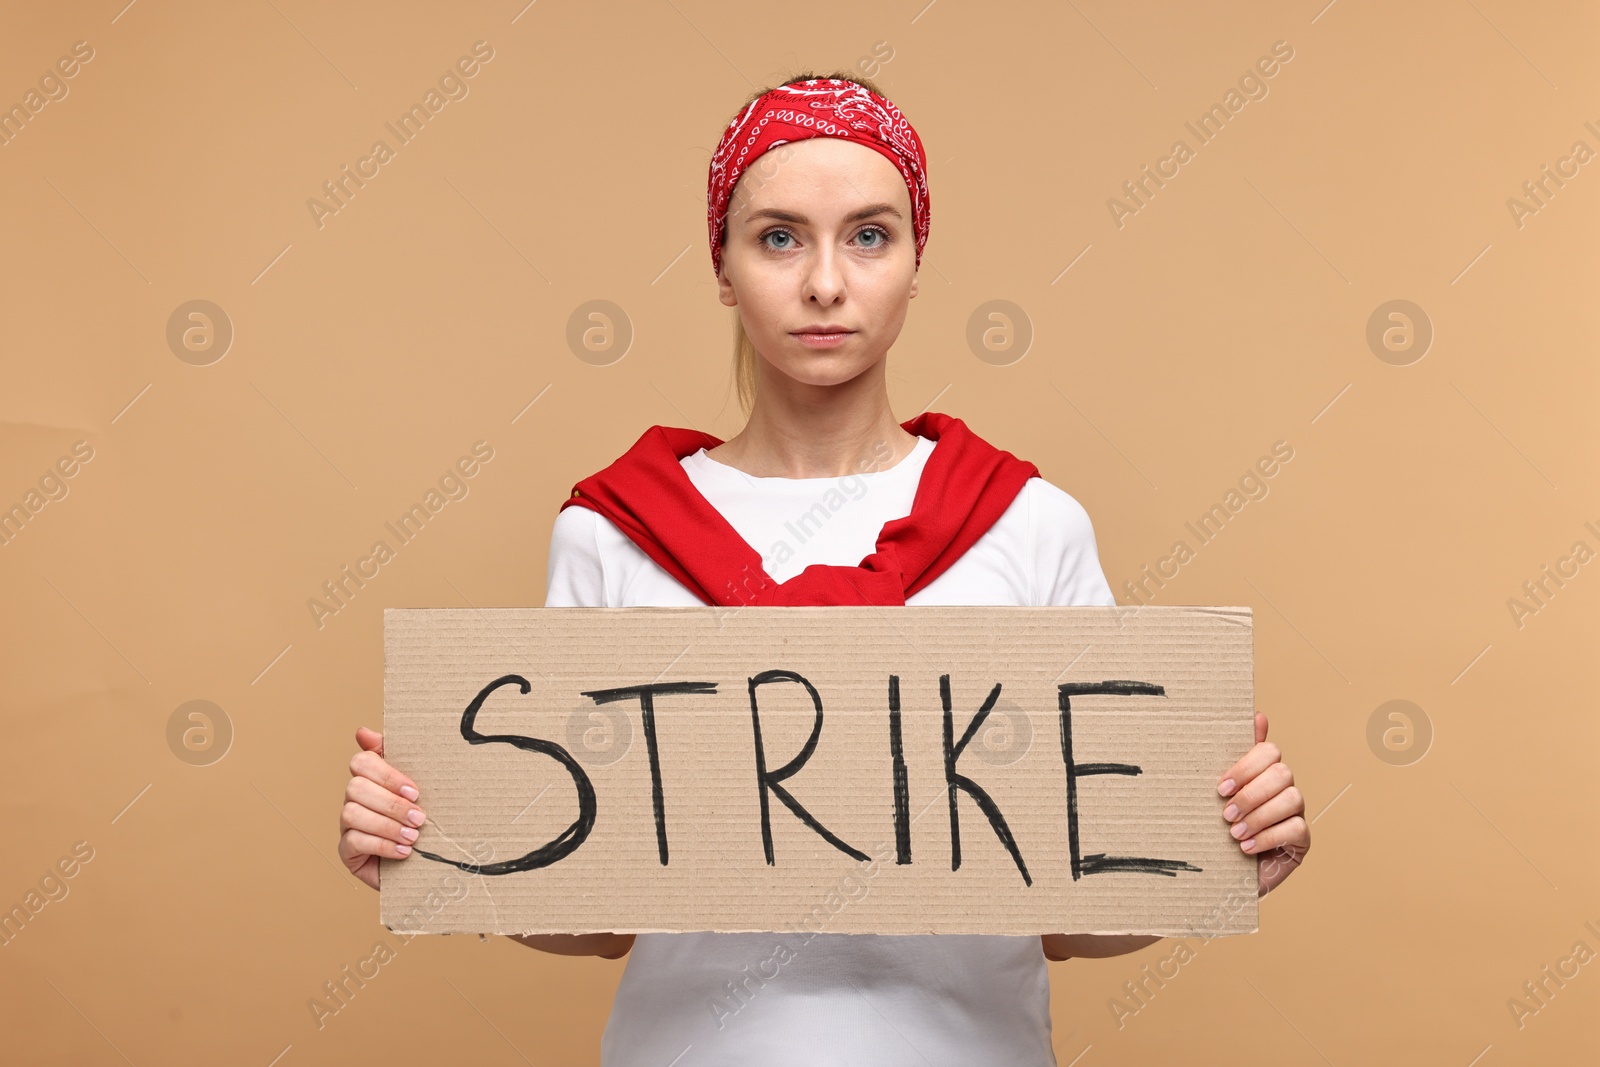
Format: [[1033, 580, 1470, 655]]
[[762, 230, 794, 250], [856, 226, 893, 249]]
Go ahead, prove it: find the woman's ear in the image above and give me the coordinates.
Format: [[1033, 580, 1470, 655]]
[[909, 271, 919, 300], [716, 261, 738, 307]]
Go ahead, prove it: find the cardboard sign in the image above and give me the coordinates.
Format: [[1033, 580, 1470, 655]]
[[380, 605, 1257, 937]]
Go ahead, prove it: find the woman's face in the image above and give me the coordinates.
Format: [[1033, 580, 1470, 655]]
[[717, 136, 919, 390]]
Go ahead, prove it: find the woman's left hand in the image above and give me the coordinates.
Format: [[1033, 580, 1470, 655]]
[[1218, 712, 1309, 896], [1042, 711, 1309, 961]]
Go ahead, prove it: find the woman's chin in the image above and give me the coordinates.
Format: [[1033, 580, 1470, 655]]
[[773, 360, 877, 390]]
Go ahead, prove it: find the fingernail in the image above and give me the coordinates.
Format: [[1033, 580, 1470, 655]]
[[400, 785, 419, 802], [1240, 838, 1256, 851], [1218, 779, 1236, 797], [400, 826, 419, 842], [395, 843, 412, 856], [407, 809, 426, 826], [1222, 804, 1238, 821], [1231, 821, 1250, 839]]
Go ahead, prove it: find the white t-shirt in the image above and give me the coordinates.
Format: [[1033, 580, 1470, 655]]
[[545, 431, 1116, 1067]]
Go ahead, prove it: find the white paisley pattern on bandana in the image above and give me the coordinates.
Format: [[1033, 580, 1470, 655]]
[[706, 78, 931, 277]]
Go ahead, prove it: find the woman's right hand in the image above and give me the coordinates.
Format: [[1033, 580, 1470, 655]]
[[338, 726, 425, 891]]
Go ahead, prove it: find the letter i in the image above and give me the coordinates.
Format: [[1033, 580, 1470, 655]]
[[887, 674, 911, 864]]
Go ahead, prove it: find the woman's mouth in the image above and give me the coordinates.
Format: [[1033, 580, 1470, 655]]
[[791, 328, 855, 348]]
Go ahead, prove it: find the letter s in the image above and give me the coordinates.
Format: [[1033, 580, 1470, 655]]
[[1271, 40, 1294, 63], [411, 674, 596, 876], [471, 439, 494, 463], [1271, 440, 1294, 462], [72, 40, 95, 62], [71, 439, 94, 463], [471, 40, 495, 63]]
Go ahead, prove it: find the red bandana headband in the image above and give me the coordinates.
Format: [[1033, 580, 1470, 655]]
[[706, 78, 931, 278]]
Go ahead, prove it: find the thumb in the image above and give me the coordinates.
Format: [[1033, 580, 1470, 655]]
[[356, 726, 384, 758]]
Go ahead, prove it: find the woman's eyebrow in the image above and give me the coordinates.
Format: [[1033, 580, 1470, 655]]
[[744, 203, 903, 227]]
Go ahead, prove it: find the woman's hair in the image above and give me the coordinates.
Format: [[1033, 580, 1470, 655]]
[[723, 71, 891, 417]]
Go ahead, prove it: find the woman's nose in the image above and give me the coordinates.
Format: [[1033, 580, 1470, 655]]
[[803, 246, 845, 302]]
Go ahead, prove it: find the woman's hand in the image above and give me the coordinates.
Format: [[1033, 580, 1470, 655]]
[[334, 731, 632, 957], [1218, 712, 1309, 896], [338, 727, 425, 891], [1044, 711, 1306, 961]]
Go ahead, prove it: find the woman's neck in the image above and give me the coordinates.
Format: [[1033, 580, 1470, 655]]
[[708, 363, 919, 479]]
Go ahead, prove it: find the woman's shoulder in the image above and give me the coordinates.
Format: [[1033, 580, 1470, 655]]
[[547, 499, 710, 608], [1009, 475, 1115, 607], [545, 503, 627, 607], [554, 497, 656, 543], [1007, 474, 1099, 543], [548, 502, 645, 567], [550, 499, 602, 551]]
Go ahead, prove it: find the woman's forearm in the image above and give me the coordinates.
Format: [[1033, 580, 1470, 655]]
[[506, 932, 635, 958], [1041, 933, 1163, 961]]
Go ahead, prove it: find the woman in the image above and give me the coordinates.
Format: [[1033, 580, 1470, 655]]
[[339, 72, 1310, 1065]]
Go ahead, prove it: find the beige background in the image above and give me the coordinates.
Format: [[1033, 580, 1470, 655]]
[[1, 1, 1594, 1064]]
